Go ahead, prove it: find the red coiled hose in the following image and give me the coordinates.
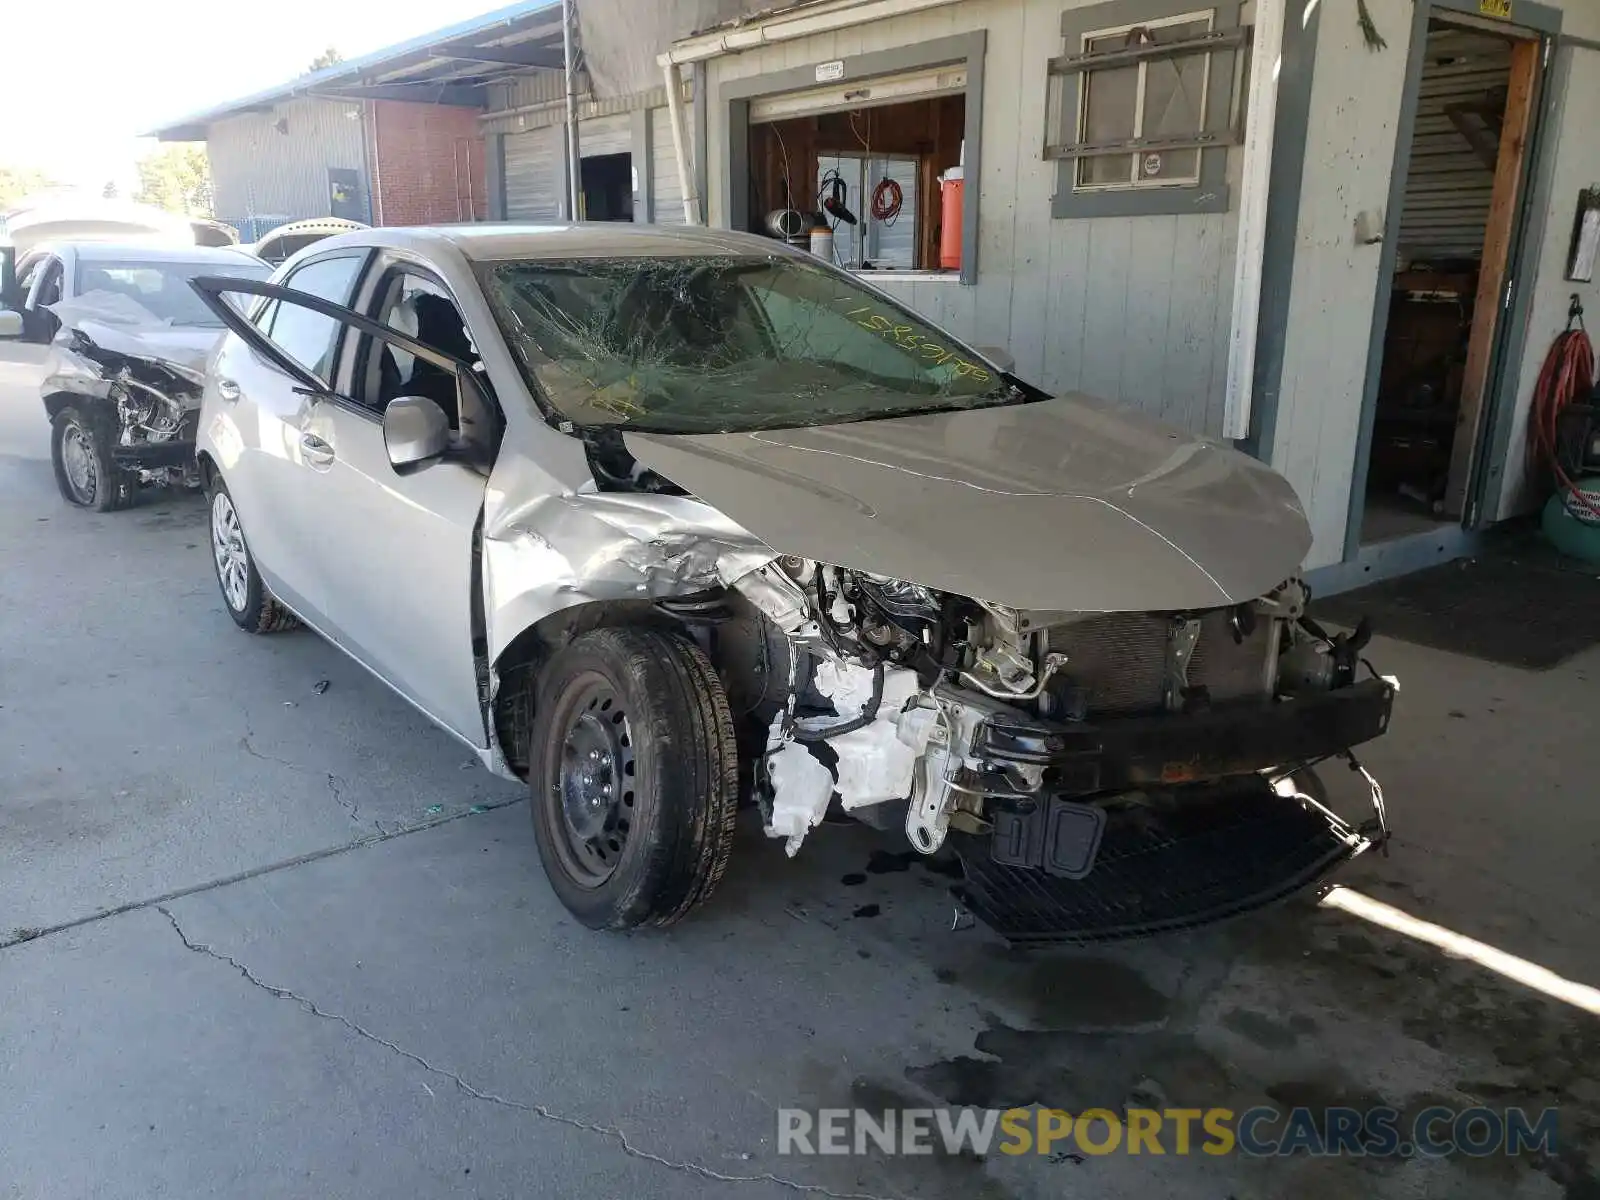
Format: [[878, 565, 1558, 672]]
[[870, 177, 903, 223], [1527, 309, 1597, 518]]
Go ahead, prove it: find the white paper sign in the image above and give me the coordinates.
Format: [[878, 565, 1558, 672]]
[[815, 60, 845, 82]]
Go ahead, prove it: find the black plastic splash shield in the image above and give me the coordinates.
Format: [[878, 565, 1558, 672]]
[[954, 779, 1367, 943]]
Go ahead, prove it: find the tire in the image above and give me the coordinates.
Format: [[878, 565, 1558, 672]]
[[208, 477, 300, 634], [528, 626, 739, 930], [51, 405, 134, 512]]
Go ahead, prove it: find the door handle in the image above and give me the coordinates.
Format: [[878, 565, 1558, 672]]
[[300, 432, 335, 466], [216, 377, 241, 402]]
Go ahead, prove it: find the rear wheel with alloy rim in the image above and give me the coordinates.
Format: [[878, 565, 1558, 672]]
[[208, 479, 300, 634]]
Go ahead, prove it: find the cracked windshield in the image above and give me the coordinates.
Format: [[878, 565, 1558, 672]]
[[482, 255, 1018, 433]]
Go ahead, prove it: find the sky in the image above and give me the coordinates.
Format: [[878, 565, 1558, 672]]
[[1, 0, 503, 193]]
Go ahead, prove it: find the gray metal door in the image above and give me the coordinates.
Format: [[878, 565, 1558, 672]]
[[579, 113, 632, 157], [503, 126, 563, 220]]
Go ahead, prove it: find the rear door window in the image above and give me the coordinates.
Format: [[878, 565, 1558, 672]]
[[257, 254, 365, 383]]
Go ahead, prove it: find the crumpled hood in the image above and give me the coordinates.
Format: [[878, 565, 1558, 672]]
[[66, 319, 219, 377], [625, 393, 1311, 612]]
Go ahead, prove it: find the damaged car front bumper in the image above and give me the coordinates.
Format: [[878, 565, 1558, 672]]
[[977, 677, 1395, 798], [955, 680, 1394, 941]]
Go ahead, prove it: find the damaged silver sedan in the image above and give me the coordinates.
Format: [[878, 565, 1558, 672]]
[[0, 241, 269, 510], [189, 225, 1394, 940]]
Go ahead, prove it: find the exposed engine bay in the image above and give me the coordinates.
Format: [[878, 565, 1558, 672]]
[[53, 330, 206, 485], [714, 558, 1394, 940], [42, 294, 214, 495]]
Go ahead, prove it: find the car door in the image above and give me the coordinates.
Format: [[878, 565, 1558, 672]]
[[206, 252, 368, 626], [18, 253, 64, 343], [192, 272, 495, 747]]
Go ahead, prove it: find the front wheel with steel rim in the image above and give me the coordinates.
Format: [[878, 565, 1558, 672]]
[[50, 405, 134, 512], [208, 478, 300, 634], [528, 626, 739, 930]]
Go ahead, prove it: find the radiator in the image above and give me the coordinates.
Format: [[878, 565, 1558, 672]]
[[1042, 610, 1276, 715]]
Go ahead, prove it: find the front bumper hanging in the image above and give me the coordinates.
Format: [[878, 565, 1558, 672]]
[[953, 681, 1396, 943]]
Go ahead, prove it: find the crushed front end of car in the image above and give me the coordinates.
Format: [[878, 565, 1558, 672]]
[[42, 294, 213, 492], [475, 246, 1395, 940], [732, 564, 1392, 941]]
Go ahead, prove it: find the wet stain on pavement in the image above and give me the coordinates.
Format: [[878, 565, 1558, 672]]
[[1221, 1007, 1317, 1050], [909, 1026, 1233, 1111], [931, 945, 1172, 1030]]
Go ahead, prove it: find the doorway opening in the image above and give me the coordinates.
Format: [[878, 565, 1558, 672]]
[[1357, 18, 1540, 547], [580, 153, 633, 222]]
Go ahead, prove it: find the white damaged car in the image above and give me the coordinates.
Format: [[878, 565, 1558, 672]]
[[187, 224, 1394, 940], [0, 241, 270, 510]]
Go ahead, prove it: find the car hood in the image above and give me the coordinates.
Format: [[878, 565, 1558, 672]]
[[68, 320, 220, 374], [624, 394, 1312, 612]]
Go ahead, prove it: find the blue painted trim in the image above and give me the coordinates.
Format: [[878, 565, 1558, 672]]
[[1304, 525, 1486, 597]]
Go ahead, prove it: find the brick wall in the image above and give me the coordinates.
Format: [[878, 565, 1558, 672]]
[[367, 101, 487, 226]]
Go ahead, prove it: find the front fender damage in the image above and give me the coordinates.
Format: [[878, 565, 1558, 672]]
[[481, 484, 778, 665], [42, 297, 210, 480]]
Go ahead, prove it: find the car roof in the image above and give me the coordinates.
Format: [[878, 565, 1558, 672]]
[[61, 241, 266, 266], [306, 223, 786, 264]]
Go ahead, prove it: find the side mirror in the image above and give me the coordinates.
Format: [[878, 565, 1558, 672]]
[[975, 345, 1015, 373], [0, 309, 22, 340], [383, 395, 451, 469]]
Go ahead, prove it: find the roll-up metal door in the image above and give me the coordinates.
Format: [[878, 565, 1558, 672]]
[[649, 108, 684, 224], [749, 64, 967, 124], [1397, 28, 1512, 259], [580, 113, 632, 158], [503, 126, 563, 220]]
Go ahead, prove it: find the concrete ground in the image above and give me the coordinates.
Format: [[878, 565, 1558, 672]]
[[2, 341, 1597, 1200]]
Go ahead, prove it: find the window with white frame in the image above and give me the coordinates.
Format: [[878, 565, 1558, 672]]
[[1049, 0, 1241, 219], [1075, 11, 1214, 190]]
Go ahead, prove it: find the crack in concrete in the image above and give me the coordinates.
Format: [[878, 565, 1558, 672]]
[[158, 906, 900, 1200], [0, 797, 525, 952], [240, 736, 363, 829], [325, 772, 358, 826], [239, 735, 309, 773]]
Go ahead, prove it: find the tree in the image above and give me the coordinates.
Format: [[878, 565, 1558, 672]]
[[0, 166, 54, 209], [306, 46, 343, 72], [133, 145, 213, 218]]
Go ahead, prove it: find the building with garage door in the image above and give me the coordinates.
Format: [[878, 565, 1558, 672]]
[[145, 2, 576, 238], [148, 0, 695, 235], [152, 0, 1600, 592]]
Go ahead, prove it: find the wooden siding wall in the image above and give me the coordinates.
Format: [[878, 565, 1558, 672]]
[[703, 0, 1241, 436]]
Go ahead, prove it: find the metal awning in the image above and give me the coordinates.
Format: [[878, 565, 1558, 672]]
[[146, 0, 566, 140]]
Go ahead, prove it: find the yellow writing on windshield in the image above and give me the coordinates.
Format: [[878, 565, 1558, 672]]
[[841, 306, 992, 382]]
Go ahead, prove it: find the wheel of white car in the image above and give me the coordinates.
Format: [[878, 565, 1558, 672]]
[[208, 478, 300, 634], [527, 626, 740, 930], [50, 405, 134, 512]]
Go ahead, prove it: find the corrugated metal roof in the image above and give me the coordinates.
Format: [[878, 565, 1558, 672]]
[[146, 0, 564, 140]]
